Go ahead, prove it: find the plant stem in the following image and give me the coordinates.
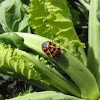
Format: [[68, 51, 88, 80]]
[[88, 0, 100, 89], [79, 0, 90, 11]]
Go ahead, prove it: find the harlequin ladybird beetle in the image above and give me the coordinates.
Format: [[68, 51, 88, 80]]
[[42, 41, 60, 58]]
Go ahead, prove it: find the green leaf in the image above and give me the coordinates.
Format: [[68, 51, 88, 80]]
[[29, 0, 87, 66], [0, 74, 12, 80], [0, 94, 4, 100], [17, 50, 81, 97], [0, 32, 27, 50], [0, 40, 80, 97], [29, 0, 77, 40], [0, 0, 30, 33], [15, 32, 99, 99], [0, 42, 41, 81], [88, 0, 100, 89], [0, 41, 51, 90], [5, 91, 84, 100]]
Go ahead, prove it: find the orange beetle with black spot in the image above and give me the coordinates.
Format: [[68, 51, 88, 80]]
[[42, 41, 60, 58]]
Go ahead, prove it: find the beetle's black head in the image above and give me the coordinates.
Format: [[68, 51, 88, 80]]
[[42, 41, 48, 48]]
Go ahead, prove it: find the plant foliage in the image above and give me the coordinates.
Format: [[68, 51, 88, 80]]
[[0, 0, 100, 100]]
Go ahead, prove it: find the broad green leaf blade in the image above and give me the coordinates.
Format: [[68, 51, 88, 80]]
[[0, 40, 80, 97], [87, 0, 100, 88], [16, 32, 99, 99], [0, 0, 30, 33], [29, 0, 87, 66], [6, 91, 84, 100], [29, 0, 75, 39], [15, 49, 81, 97], [0, 41, 53, 90], [0, 42, 41, 80]]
